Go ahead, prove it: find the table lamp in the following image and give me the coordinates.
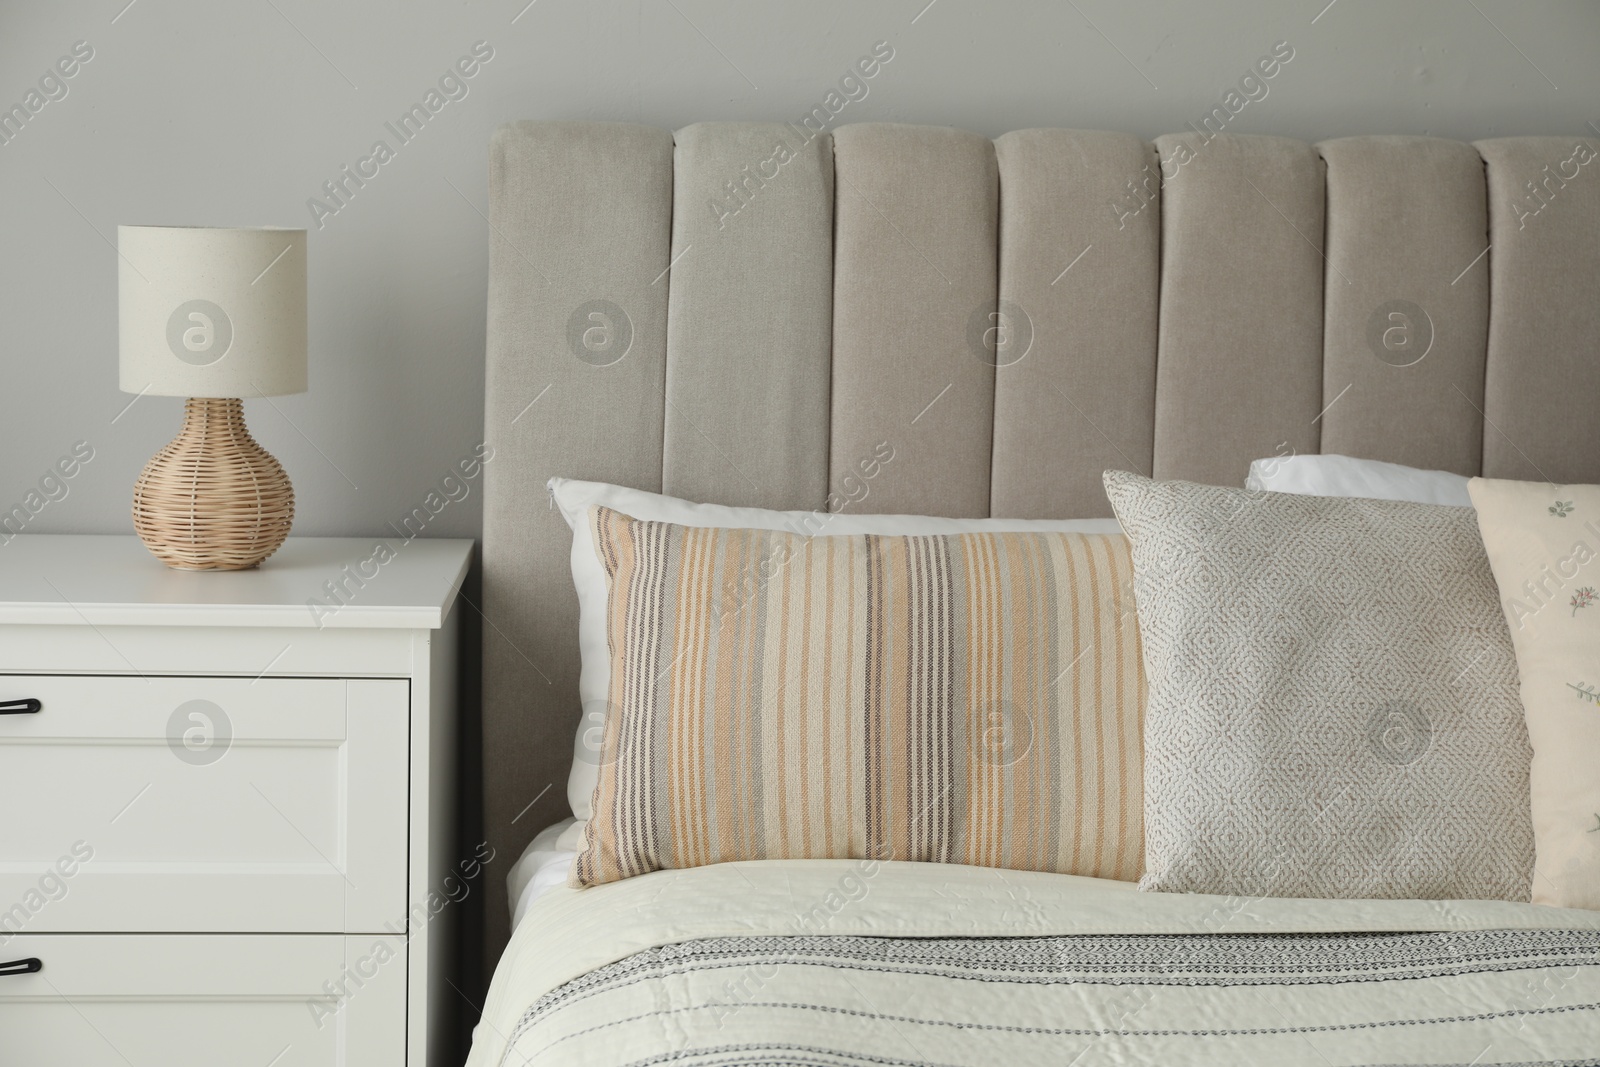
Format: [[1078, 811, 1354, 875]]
[[118, 226, 307, 570]]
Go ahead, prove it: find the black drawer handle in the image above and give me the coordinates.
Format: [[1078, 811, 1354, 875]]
[[0, 958, 42, 976], [0, 698, 41, 715]]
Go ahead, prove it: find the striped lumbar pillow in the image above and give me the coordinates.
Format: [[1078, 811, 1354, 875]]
[[573, 506, 1145, 887]]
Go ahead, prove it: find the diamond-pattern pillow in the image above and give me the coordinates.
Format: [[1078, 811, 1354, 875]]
[[1104, 470, 1533, 901]]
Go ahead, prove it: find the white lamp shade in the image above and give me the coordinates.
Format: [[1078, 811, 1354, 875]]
[[118, 226, 307, 397]]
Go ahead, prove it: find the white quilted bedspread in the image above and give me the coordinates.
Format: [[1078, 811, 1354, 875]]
[[465, 860, 1600, 1066]]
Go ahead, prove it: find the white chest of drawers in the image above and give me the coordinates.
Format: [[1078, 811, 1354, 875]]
[[0, 534, 473, 1067]]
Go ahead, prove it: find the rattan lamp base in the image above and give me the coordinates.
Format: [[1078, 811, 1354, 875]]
[[132, 398, 294, 570]]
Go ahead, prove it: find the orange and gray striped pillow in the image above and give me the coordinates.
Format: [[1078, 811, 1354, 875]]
[[574, 506, 1146, 887]]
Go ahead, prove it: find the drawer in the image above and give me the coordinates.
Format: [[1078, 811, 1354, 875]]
[[0, 676, 408, 933], [0, 934, 405, 1066]]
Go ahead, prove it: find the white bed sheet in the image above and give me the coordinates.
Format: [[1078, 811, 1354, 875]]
[[506, 818, 577, 930]]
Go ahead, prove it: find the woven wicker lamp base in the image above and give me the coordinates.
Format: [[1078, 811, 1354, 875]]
[[132, 397, 295, 570]]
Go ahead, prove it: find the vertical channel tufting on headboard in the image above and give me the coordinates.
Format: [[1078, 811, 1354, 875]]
[[1476, 136, 1600, 484], [480, 121, 1600, 977], [830, 124, 999, 518], [1318, 136, 1490, 474], [481, 122, 674, 966], [991, 130, 1160, 518], [1150, 133, 1326, 486], [663, 123, 834, 510]]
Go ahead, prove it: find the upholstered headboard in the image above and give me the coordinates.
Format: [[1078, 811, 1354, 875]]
[[479, 120, 1600, 962]]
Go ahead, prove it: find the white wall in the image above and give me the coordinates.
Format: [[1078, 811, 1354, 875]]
[[2, 0, 1596, 540]]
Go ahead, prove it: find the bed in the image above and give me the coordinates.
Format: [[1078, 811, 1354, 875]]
[[470, 121, 1600, 1066]]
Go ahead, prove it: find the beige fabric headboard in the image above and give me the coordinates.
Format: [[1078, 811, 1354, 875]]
[[479, 120, 1600, 962]]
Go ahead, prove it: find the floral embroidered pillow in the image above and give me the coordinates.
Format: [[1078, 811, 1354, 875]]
[[1470, 478, 1600, 910]]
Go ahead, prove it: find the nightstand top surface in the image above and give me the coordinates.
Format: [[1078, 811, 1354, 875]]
[[0, 535, 473, 628]]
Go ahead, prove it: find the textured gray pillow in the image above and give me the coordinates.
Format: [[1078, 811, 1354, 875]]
[[1103, 470, 1533, 901]]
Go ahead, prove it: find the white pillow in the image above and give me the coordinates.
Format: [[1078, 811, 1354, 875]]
[[549, 477, 1122, 848], [1245, 453, 1472, 507]]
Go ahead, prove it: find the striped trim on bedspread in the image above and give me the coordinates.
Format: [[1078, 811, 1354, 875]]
[[498, 929, 1600, 1066], [574, 507, 1145, 886]]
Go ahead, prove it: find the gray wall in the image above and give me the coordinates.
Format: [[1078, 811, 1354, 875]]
[[2, 0, 1596, 541]]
